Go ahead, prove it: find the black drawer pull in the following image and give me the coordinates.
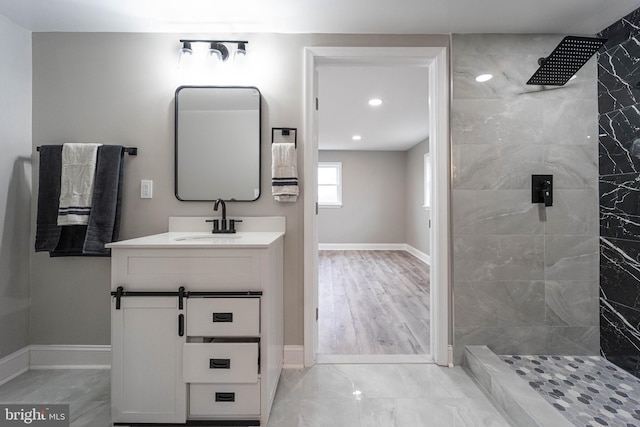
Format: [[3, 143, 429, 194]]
[[215, 392, 235, 402], [213, 312, 233, 323], [178, 314, 184, 337], [210, 358, 231, 369]]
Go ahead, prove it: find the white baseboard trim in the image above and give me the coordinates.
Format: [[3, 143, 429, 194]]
[[283, 345, 304, 369], [318, 243, 431, 266], [319, 243, 407, 251], [29, 345, 111, 370], [405, 245, 431, 265], [0, 347, 29, 386]]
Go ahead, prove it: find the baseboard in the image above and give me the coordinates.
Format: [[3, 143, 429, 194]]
[[318, 243, 407, 251], [283, 345, 304, 369], [0, 347, 29, 386], [29, 345, 111, 369], [405, 245, 431, 265], [318, 243, 431, 266]]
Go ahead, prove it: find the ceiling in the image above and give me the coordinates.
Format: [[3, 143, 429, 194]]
[[1, 0, 637, 151], [0, 0, 637, 34], [318, 65, 429, 151]]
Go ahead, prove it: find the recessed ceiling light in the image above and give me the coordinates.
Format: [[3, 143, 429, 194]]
[[352, 135, 362, 141], [475, 74, 493, 83], [368, 98, 383, 107]]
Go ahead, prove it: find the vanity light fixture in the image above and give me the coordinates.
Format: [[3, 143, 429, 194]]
[[475, 74, 493, 83], [178, 39, 248, 66], [178, 41, 193, 67]]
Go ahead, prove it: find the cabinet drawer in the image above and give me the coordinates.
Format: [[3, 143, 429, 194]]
[[189, 382, 260, 417], [183, 343, 258, 383], [187, 298, 259, 337]]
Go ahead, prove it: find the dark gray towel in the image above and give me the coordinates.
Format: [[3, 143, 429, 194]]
[[34, 145, 63, 252], [82, 145, 124, 255]]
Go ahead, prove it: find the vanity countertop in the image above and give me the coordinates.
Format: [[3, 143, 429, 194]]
[[106, 231, 284, 249]]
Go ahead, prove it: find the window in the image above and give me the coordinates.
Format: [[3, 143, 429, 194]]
[[318, 162, 342, 207], [424, 153, 431, 209]]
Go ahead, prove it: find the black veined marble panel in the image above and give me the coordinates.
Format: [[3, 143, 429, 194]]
[[600, 237, 640, 307], [598, 7, 640, 51], [601, 295, 640, 359], [600, 173, 640, 239], [599, 130, 640, 175], [598, 37, 640, 114]]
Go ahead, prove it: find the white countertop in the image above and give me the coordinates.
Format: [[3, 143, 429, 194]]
[[105, 231, 284, 249]]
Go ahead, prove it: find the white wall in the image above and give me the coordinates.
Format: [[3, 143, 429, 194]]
[[318, 150, 406, 244], [405, 138, 430, 254], [0, 15, 32, 358], [30, 32, 450, 347]]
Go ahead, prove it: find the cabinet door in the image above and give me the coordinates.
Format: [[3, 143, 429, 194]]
[[111, 296, 186, 424]]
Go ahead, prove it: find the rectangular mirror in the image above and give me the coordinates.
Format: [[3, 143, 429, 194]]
[[175, 86, 261, 201]]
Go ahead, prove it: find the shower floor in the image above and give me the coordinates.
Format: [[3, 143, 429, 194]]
[[500, 354, 640, 427]]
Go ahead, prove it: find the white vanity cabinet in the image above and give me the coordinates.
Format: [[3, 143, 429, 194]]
[[108, 219, 284, 426]]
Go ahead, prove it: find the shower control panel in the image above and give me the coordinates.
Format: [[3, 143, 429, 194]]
[[532, 175, 553, 207]]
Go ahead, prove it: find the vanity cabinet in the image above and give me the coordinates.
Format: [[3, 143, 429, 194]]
[[108, 223, 284, 426]]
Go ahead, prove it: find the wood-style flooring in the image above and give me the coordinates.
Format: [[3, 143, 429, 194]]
[[318, 250, 430, 355]]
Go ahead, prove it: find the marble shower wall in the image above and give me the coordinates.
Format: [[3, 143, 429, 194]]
[[598, 8, 640, 377], [452, 34, 600, 362]]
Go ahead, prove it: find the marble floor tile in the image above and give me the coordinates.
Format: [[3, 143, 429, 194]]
[[0, 365, 510, 427]]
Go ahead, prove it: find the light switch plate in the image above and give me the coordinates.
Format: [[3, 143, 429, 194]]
[[141, 180, 153, 198]]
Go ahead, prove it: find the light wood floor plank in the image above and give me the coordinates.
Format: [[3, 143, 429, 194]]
[[318, 250, 431, 355]]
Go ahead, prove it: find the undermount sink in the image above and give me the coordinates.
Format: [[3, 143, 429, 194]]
[[174, 234, 242, 241]]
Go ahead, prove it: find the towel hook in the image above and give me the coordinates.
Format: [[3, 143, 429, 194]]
[[271, 127, 297, 148]]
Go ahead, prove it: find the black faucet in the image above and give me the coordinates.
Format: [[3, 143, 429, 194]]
[[209, 199, 242, 233]]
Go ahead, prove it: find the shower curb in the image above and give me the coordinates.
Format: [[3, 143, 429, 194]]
[[463, 346, 573, 427]]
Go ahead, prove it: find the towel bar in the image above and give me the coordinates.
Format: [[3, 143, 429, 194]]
[[271, 127, 297, 148], [36, 145, 138, 155]]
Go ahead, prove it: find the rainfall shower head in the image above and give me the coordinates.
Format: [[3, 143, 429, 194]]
[[526, 36, 607, 86]]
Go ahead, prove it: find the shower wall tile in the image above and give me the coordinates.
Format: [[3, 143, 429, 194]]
[[450, 34, 561, 56], [453, 144, 544, 190], [599, 106, 640, 150], [599, 8, 640, 51], [599, 131, 640, 175], [600, 237, 640, 307], [544, 236, 599, 281], [545, 190, 599, 236], [452, 190, 542, 236], [545, 280, 599, 326], [455, 326, 598, 357], [452, 99, 543, 145], [600, 173, 640, 239], [542, 98, 598, 144], [452, 33, 600, 363], [454, 281, 546, 328], [598, 6, 640, 378], [543, 145, 598, 190], [453, 235, 544, 282]]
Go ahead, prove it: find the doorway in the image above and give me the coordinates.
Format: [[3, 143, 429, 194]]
[[303, 46, 451, 367], [315, 62, 431, 361]]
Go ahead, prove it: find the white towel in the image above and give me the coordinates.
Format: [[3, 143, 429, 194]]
[[57, 143, 102, 226], [271, 142, 298, 202]]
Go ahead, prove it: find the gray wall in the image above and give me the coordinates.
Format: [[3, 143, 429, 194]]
[[318, 150, 406, 244], [405, 138, 430, 254], [30, 33, 450, 347], [0, 15, 32, 358], [451, 34, 600, 361]]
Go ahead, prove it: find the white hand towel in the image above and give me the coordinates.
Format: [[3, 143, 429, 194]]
[[57, 143, 102, 226], [271, 142, 298, 203]]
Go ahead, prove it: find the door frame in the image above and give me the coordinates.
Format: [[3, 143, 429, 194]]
[[303, 46, 451, 367]]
